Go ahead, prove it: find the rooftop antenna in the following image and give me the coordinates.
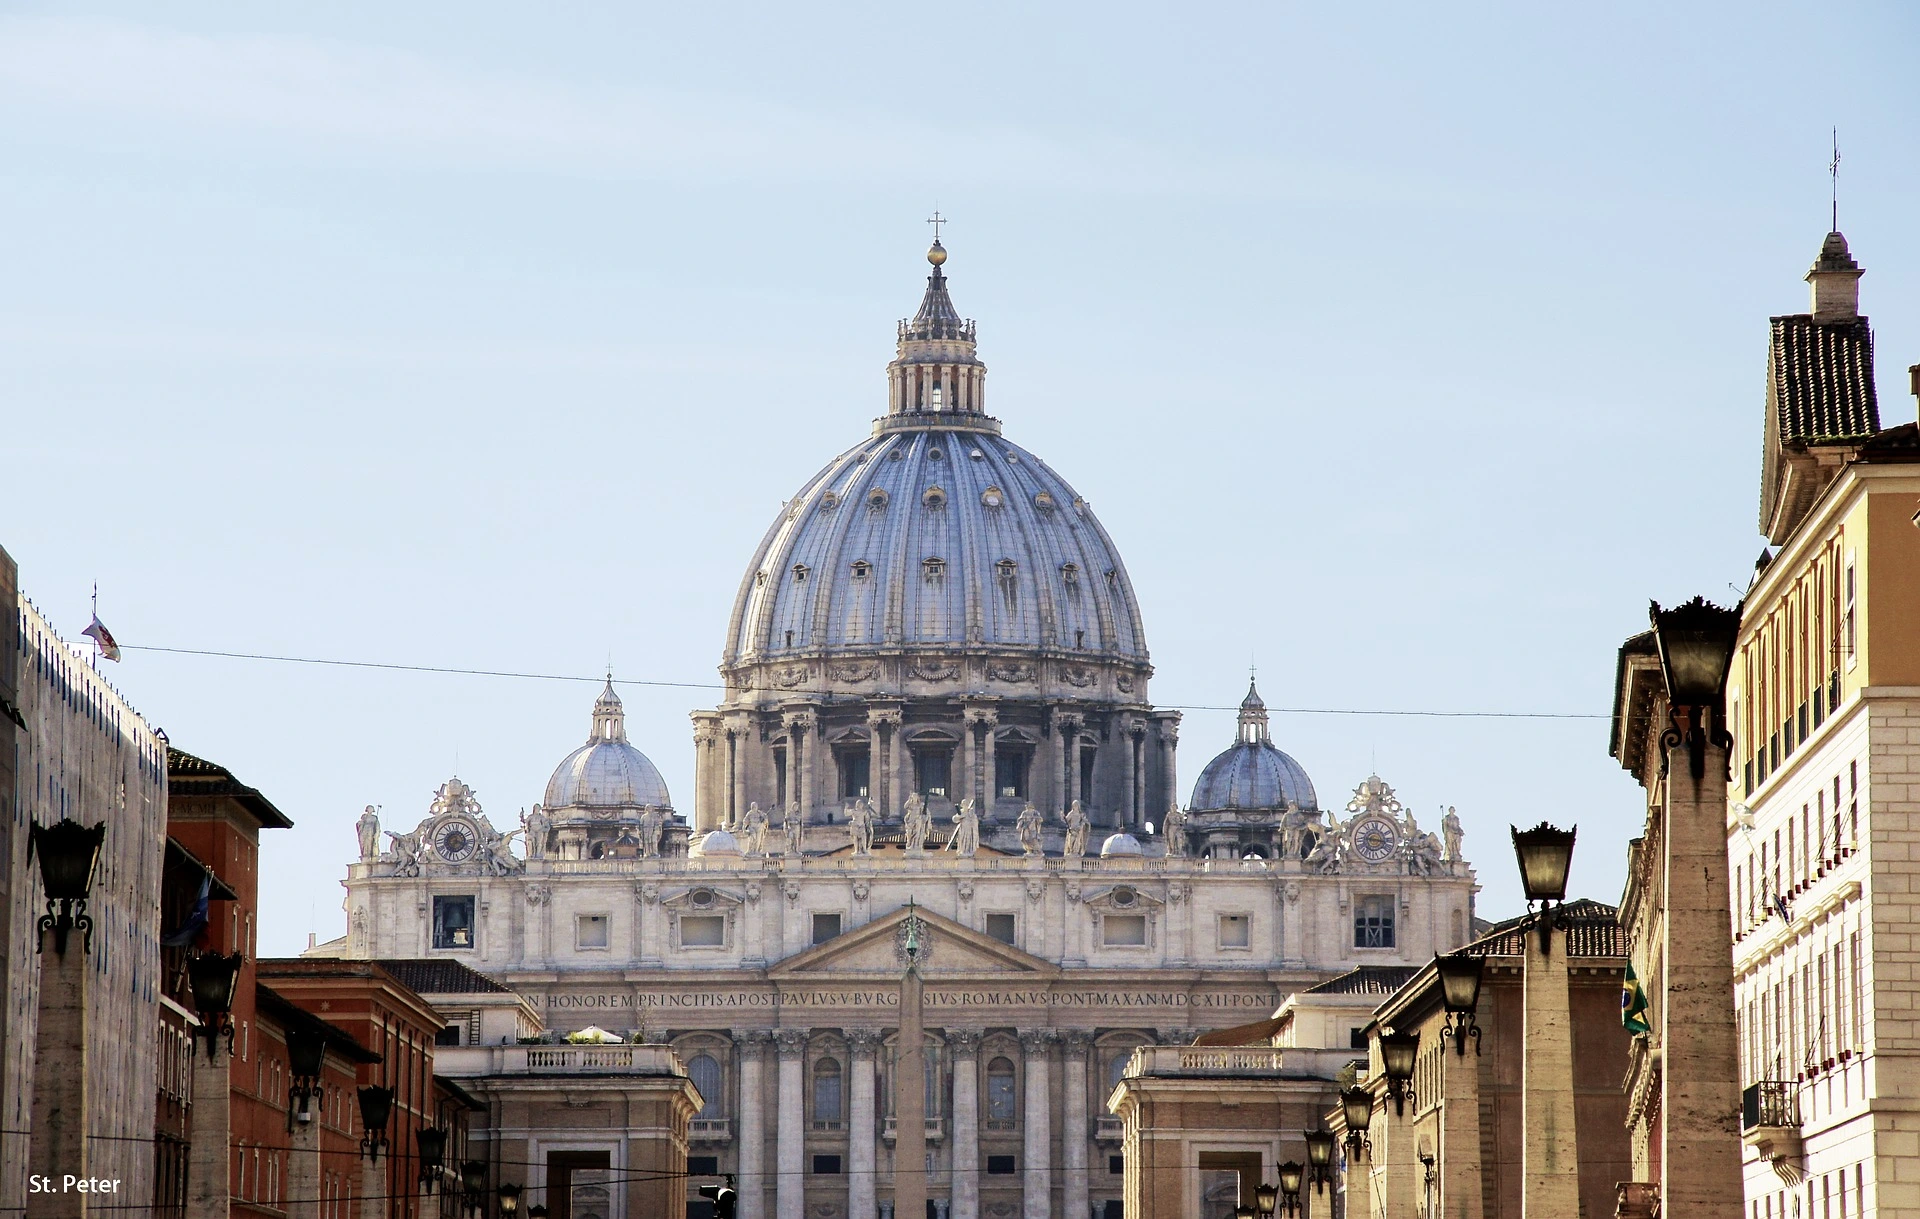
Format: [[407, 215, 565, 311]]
[[1830, 128, 1842, 232]]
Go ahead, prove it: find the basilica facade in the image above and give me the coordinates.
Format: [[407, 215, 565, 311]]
[[323, 241, 1480, 1219]]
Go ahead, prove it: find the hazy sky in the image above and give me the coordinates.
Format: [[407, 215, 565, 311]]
[[5, 3, 1918, 957]]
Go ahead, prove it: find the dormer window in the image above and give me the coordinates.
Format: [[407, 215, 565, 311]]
[[996, 559, 1018, 581], [793, 564, 810, 582], [817, 491, 839, 511], [923, 557, 947, 580], [851, 561, 872, 580]]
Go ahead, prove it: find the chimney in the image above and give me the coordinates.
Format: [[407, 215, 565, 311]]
[[1807, 231, 1864, 323], [1910, 364, 1919, 415], [306, 931, 317, 950]]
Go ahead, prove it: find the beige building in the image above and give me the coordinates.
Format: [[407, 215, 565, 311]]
[[315, 241, 1484, 1219], [1725, 229, 1920, 1217]]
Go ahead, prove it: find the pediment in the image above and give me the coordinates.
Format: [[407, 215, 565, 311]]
[[768, 904, 1058, 979]]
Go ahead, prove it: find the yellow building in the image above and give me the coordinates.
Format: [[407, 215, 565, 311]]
[[1728, 228, 1920, 1217]]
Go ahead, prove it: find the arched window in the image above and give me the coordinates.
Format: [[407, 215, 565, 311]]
[[814, 1057, 843, 1123], [1108, 1050, 1132, 1092], [986, 1057, 1017, 1121], [687, 1053, 723, 1117]]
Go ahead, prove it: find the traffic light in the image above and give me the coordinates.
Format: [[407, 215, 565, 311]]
[[697, 1182, 738, 1219]]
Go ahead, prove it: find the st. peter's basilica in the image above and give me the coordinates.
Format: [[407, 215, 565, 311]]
[[317, 238, 1480, 1219]]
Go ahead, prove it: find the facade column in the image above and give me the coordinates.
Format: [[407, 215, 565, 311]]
[[948, 1031, 982, 1219], [735, 1031, 771, 1219], [1017, 1029, 1055, 1219], [849, 1031, 882, 1219], [286, 1105, 321, 1219], [867, 728, 882, 809], [1522, 931, 1579, 1216], [962, 716, 978, 809], [981, 722, 998, 822], [730, 725, 749, 829], [1061, 1033, 1092, 1219], [692, 722, 716, 831], [1129, 725, 1146, 827], [776, 1029, 810, 1219], [188, 1050, 232, 1219], [1157, 721, 1178, 821], [869, 708, 902, 817], [1439, 1039, 1484, 1219], [1661, 733, 1744, 1217], [29, 939, 88, 1219]]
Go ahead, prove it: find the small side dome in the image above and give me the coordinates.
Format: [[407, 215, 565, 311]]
[[543, 679, 674, 810], [1190, 678, 1317, 812], [1100, 831, 1144, 857], [691, 828, 741, 857]]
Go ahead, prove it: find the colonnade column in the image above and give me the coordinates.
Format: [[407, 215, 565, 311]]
[[776, 1029, 809, 1219], [849, 1031, 881, 1219], [1058, 715, 1083, 813], [1062, 1033, 1091, 1219], [980, 718, 998, 822], [948, 1031, 982, 1219], [693, 723, 716, 831], [962, 717, 977, 808], [871, 705, 905, 819], [735, 1031, 771, 1219], [1017, 1029, 1054, 1219], [1156, 721, 1178, 819]]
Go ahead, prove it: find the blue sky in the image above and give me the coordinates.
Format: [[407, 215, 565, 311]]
[[4, 3, 1917, 956]]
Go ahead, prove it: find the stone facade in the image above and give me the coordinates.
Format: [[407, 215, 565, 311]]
[[0, 553, 170, 1215]]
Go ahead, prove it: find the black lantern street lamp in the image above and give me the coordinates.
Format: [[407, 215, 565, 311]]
[[462, 1160, 489, 1216], [417, 1127, 449, 1192], [186, 950, 245, 1058], [1651, 597, 1742, 780], [29, 819, 107, 956], [358, 1085, 395, 1162], [498, 1183, 522, 1215], [1234, 1207, 1253, 1219], [1340, 1086, 1374, 1158], [1277, 1162, 1305, 1217], [1303, 1128, 1336, 1194], [285, 1024, 327, 1128], [1435, 951, 1485, 1056], [1379, 1029, 1420, 1116], [1510, 821, 1577, 954], [1254, 1181, 1279, 1219], [528, 1208, 550, 1219]]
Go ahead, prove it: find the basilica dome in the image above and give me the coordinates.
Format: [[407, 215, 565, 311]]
[[544, 681, 673, 810], [722, 245, 1146, 668], [1189, 680, 1318, 811]]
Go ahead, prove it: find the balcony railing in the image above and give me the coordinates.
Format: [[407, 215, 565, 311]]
[[689, 1118, 733, 1142], [1094, 1116, 1125, 1144], [1742, 1081, 1800, 1131], [882, 1117, 945, 1143], [435, 1043, 688, 1079], [1127, 1046, 1290, 1078]]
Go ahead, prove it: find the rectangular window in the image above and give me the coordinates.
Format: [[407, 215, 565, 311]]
[[1103, 914, 1148, 947], [987, 1069, 1016, 1120], [1350, 1027, 1370, 1050], [915, 749, 951, 799], [1850, 933, 1862, 1048], [1355, 896, 1396, 949], [840, 751, 870, 799], [986, 1155, 1018, 1176], [687, 1156, 720, 1176], [681, 915, 726, 947], [1218, 914, 1250, 949], [996, 750, 1030, 800], [812, 913, 843, 944], [985, 912, 1017, 945], [432, 896, 475, 950], [811, 1155, 842, 1176], [774, 749, 788, 809], [576, 914, 610, 950], [435, 1025, 462, 1047], [1110, 1155, 1125, 1175]]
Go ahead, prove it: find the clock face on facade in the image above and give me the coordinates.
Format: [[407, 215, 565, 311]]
[[1352, 816, 1399, 863], [435, 819, 479, 863]]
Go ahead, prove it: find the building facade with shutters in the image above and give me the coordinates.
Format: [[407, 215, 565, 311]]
[[315, 241, 1483, 1219], [1723, 229, 1920, 1217]]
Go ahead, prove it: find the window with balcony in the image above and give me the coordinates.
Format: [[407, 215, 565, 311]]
[[986, 1057, 1017, 1122], [687, 1054, 723, 1117], [813, 1058, 843, 1124]]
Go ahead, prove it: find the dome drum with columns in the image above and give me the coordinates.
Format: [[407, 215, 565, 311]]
[[694, 241, 1178, 851]]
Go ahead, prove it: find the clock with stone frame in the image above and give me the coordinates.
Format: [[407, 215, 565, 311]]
[[1351, 816, 1399, 864], [434, 819, 479, 864]]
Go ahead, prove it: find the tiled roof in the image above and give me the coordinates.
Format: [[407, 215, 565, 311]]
[[1304, 966, 1420, 996], [1769, 315, 1878, 444], [373, 958, 515, 995], [1466, 898, 1625, 958], [167, 747, 294, 829]]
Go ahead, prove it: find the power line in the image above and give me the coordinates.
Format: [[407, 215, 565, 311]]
[[123, 643, 1604, 721]]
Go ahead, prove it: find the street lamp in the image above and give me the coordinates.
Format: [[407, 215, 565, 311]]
[[1435, 951, 1485, 1056], [186, 950, 244, 1058], [285, 1024, 327, 1128], [1510, 821, 1577, 954], [498, 1183, 522, 1215], [358, 1085, 394, 1162], [1379, 1029, 1420, 1116], [528, 1209, 549, 1219], [29, 818, 106, 955], [462, 1160, 489, 1215], [417, 1127, 449, 1192], [1277, 1162, 1305, 1217], [1651, 597, 1742, 780], [1255, 1181, 1279, 1218], [1303, 1128, 1336, 1194], [1340, 1086, 1374, 1158]]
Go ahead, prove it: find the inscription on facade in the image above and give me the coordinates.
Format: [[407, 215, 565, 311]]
[[540, 989, 1274, 1011]]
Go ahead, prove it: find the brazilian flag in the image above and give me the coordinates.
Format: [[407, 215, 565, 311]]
[[1622, 962, 1652, 1035]]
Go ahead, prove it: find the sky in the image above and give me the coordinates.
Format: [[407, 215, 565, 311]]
[[4, 2, 1918, 958]]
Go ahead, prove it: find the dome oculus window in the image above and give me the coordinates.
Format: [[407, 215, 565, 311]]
[[928, 447, 944, 461], [867, 488, 890, 509], [980, 486, 1004, 508], [850, 560, 871, 580], [1033, 491, 1056, 511], [817, 491, 839, 511], [923, 486, 947, 509]]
